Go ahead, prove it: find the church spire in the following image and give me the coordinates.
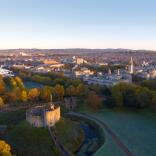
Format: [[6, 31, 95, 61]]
[[49, 94, 54, 110], [129, 57, 134, 74]]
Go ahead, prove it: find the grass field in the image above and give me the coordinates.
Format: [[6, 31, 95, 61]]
[[55, 117, 84, 153], [7, 121, 59, 156], [0, 111, 25, 125], [0, 111, 58, 156], [90, 108, 156, 156]]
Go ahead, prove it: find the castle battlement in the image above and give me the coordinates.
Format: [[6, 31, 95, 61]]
[[26, 105, 60, 128]]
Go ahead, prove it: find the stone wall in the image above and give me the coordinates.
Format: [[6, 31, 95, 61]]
[[45, 107, 60, 127], [26, 111, 43, 127]]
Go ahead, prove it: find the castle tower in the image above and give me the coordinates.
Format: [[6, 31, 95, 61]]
[[129, 57, 134, 74], [49, 94, 54, 110]]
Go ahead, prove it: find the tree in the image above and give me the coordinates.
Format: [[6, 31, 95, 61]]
[[28, 88, 40, 102], [7, 91, 18, 103], [0, 140, 12, 156], [54, 84, 64, 100], [20, 90, 28, 102], [135, 87, 152, 108], [40, 86, 51, 102], [7, 87, 21, 103], [15, 76, 25, 89], [111, 84, 124, 107], [76, 83, 87, 96], [151, 95, 156, 112], [0, 97, 4, 107], [9, 77, 17, 89], [86, 91, 102, 111], [66, 85, 77, 96], [0, 76, 5, 94]]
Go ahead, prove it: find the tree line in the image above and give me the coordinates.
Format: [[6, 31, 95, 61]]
[[0, 75, 100, 109], [105, 82, 156, 111]]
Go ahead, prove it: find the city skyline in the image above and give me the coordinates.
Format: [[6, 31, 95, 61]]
[[0, 0, 156, 50]]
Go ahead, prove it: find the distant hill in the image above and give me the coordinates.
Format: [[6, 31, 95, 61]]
[[0, 48, 155, 55]]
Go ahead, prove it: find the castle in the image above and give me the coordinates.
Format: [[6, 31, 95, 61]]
[[26, 95, 60, 127]]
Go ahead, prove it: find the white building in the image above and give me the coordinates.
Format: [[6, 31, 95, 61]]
[[0, 68, 14, 77], [74, 67, 94, 78]]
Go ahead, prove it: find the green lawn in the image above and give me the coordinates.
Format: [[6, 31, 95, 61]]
[[0, 111, 25, 125], [90, 108, 156, 156], [0, 110, 58, 156], [55, 117, 84, 153], [7, 121, 58, 156]]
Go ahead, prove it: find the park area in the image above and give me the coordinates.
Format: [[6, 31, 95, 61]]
[[90, 108, 156, 156], [0, 110, 59, 156]]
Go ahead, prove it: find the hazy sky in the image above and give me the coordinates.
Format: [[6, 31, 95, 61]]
[[0, 0, 156, 50]]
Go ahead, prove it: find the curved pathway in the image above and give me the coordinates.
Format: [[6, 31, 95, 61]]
[[48, 126, 72, 156], [68, 112, 133, 156]]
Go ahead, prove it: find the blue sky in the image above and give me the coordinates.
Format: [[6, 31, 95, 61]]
[[0, 0, 156, 50]]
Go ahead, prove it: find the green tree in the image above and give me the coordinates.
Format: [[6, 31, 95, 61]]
[[86, 91, 102, 111], [111, 84, 124, 107], [151, 95, 156, 112], [135, 87, 152, 108]]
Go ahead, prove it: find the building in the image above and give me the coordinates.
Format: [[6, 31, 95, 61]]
[[83, 68, 132, 86], [26, 95, 60, 127], [129, 57, 134, 74], [0, 67, 14, 77], [74, 67, 94, 78]]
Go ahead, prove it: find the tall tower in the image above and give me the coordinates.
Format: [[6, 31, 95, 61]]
[[49, 94, 54, 110], [117, 69, 120, 76], [129, 57, 134, 74], [108, 68, 112, 75]]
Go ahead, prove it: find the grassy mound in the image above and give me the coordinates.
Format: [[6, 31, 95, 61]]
[[54, 117, 84, 153], [6, 121, 59, 156], [0, 111, 25, 125]]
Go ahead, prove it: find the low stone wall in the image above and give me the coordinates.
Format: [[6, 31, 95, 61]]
[[26, 111, 43, 127]]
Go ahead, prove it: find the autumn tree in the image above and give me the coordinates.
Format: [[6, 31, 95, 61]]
[[54, 84, 64, 100], [40, 86, 51, 102], [7, 87, 21, 103], [7, 91, 18, 103], [0, 76, 5, 95], [9, 77, 17, 89], [86, 91, 102, 111], [20, 90, 28, 102], [28, 88, 40, 102], [15, 76, 25, 89], [66, 85, 77, 96], [0, 97, 4, 107], [0, 140, 12, 156]]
